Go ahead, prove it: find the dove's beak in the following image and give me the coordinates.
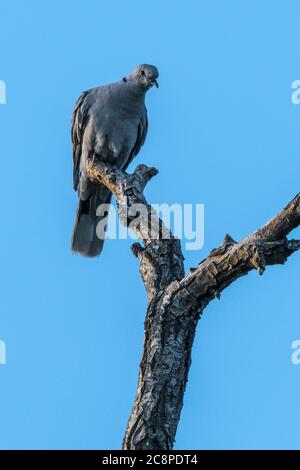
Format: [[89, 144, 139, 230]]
[[152, 79, 159, 88]]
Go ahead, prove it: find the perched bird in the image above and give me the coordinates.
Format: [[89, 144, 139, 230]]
[[71, 64, 159, 257]]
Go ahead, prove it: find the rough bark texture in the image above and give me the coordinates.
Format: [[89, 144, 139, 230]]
[[87, 160, 300, 450]]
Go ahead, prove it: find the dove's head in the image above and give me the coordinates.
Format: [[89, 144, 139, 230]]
[[125, 64, 159, 90]]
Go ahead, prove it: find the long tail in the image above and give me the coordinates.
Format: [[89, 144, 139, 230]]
[[71, 185, 112, 257]]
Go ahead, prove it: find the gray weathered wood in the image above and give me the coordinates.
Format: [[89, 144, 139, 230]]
[[87, 159, 300, 450]]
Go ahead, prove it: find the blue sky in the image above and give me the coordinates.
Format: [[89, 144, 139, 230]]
[[0, 0, 300, 450]]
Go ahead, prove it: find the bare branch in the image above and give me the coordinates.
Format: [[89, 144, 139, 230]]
[[178, 193, 300, 310], [87, 158, 300, 450], [257, 193, 300, 240], [87, 159, 184, 298]]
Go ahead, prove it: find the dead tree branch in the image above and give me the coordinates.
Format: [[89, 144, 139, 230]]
[[87, 159, 300, 450]]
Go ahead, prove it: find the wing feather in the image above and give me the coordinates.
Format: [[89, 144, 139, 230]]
[[71, 90, 90, 190], [125, 109, 148, 170]]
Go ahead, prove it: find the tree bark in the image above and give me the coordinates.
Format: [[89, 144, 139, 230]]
[[87, 159, 300, 450]]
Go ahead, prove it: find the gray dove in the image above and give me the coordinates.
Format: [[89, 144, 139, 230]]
[[71, 64, 159, 257]]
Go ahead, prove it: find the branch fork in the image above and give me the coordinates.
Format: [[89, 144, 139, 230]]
[[87, 158, 300, 450]]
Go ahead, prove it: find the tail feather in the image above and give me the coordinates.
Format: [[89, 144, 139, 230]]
[[71, 186, 112, 257]]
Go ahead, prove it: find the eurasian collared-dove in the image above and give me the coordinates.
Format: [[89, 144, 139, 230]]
[[71, 64, 159, 257]]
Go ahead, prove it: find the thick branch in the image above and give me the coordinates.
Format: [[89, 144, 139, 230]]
[[87, 158, 300, 450], [87, 159, 185, 297], [178, 194, 300, 310]]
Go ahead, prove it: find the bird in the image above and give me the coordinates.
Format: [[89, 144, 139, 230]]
[[71, 64, 159, 257]]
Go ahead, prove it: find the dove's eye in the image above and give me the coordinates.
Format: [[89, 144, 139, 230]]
[[140, 70, 145, 76]]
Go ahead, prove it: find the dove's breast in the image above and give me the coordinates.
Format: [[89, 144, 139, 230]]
[[88, 86, 144, 168]]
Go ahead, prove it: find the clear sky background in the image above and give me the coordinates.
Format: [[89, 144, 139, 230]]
[[0, 0, 300, 450]]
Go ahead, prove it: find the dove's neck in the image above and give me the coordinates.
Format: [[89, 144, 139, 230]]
[[125, 80, 147, 102]]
